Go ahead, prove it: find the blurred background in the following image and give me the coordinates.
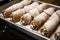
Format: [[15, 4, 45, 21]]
[[39, 0, 60, 6], [0, 0, 60, 6]]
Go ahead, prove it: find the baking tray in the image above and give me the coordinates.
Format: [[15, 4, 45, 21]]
[[0, 0, 60, 40]]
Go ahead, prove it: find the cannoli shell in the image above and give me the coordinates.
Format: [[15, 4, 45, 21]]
[[32, 12, 49, 29], [10, 9, 25, 22], [24, 2, 39, 12], [21, 13, 31, 25]]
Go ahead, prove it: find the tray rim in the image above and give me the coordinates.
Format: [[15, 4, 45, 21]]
[[0, 0, 60, 40]]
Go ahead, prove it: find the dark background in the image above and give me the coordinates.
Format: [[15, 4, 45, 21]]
[[0, 0, 60, 6]]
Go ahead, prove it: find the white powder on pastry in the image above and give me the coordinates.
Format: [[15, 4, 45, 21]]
[[22, 13, 31, 24], [44, 12, 60, 32], [36, 3, 48, 13], [4, 0, 31, 13], [24, 2, 39, 12], [44, 7, 55, 15], [29, 8, 40, 17], [5, 3, 23, 12], [34, 12, 49, 23], [21, 0, 31, 6], [11, 9, 25, 16]]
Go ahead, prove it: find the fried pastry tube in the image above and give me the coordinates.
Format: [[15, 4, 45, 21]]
[[24, 2, 39, 12], [10, 9, 25, 22], [36, 3, 48, 13], [31, 7, 55, 30], [20, 0, 32, 6], [3, 0, 31, 18], [21, 3, 48, 25], [21, 8, 39, 25], [21, 13, 32, 25], [40, 10, 60, 37], [10, 2, 39, 22]]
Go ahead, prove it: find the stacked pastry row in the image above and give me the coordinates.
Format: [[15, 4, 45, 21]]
[[3, 0, 32, 18], [2, 0, 60, 38]]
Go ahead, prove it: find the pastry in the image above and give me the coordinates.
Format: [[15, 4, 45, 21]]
[[40, 10, 60, 37], [10, 2, 39, 22], [31, 7, 55, 30], [21, 8, 39, 25], [3, 0, 31, 18], [24, 2, 39, 12], [21, 3, 48, 25]]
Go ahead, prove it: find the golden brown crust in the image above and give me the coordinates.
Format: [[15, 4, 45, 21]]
[[3, 11, 11, 18], [40, 25, 50, 37], [21, 16, 29, 25], [21, 13, 32, 25], [32, 12, 49, 30], [2, 0, 32, 18], [11, 13, 24, 22], [33, 19, 40, 29]]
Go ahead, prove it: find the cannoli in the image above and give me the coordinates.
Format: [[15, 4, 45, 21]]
[[20, 0, 32, 6], [40, 10, 60, 37], [36, 3, 48, 13], [3, 0, 31, 18], [21, 13, 32, 25], [10, 2, 39, 22], [21, 8, 39, 25], [10, 9, 25, 22], [24, 2, 39, 12], [54, 25, 60, 40], [31, 7, 55, 30], [21, 3, 48, 25]]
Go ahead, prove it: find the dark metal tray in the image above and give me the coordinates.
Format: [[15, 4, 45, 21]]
[[0, 0, 60, 40]]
